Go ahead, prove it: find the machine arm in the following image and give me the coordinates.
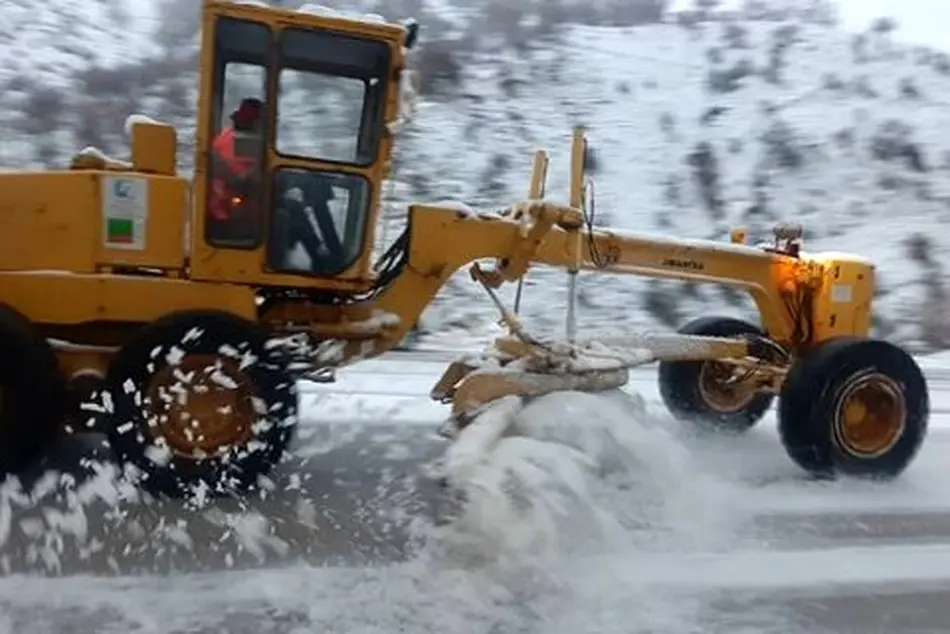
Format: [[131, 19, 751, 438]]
[[367, 132, 812, 357], [369, 201, 808, 359]]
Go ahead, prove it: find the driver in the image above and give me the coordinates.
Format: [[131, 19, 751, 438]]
[[209, 98, 264, 226]]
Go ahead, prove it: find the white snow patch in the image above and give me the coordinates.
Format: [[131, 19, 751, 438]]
[[124, 113, 161, 137], [429, 389, 742, 568], [0, 384, 747, 633]]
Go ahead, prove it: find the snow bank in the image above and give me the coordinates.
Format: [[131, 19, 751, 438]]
[[428, 389, 741, 565]]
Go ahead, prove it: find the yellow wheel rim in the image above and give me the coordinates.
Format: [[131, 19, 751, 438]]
[[698, 361, 758, 413], [144, 354, 261, 459], [833, 372, 906, 459]]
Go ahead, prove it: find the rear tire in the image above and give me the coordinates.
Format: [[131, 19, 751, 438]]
[[658, 316, 775, 433], [0, 305, 67, 474], [104, 310, 298, 498], [778, 337, 928, 479]]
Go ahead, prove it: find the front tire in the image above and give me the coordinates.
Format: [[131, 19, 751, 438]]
[[778, 337, 928, 479], [104, 310, 298, 498], [658, 316, 775, 433]]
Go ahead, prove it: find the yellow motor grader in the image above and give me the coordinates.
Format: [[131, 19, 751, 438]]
[[0, 0, 928, 497]]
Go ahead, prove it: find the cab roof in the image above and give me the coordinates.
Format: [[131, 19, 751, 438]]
[[205, 0, 411, 46]]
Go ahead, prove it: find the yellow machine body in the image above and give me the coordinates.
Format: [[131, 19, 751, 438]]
[[0, 0, 875, 383], [0, 0, 919, 497]]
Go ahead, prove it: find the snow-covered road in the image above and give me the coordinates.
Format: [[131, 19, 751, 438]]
[[2, 351, 950, 633]]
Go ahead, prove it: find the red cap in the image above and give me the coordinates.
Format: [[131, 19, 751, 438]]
[[231, 98, 263, 127]]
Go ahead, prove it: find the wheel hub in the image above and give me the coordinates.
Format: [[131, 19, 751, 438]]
[[145, 354, 260, 458], [697, 361, 758, 413], [833, 373, 906, 459]]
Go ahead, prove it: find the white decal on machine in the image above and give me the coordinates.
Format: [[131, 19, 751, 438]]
[[832, 284, 852, 303], [102, 175, 148, 250]]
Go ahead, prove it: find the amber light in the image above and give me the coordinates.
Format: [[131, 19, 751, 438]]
[[774, 260, 801, 294]]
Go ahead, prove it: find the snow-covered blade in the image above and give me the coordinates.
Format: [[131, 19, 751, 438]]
[[429, 332, 655, 426]]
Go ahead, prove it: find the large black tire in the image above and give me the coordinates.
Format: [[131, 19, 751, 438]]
[[0, 305, 67, 474], [778, 337, 928, 480], [658, 316, 775, 433], [104, 310, 298, 498]]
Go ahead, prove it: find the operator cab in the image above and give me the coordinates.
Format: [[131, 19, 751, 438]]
[[196, 1, 415, 285]]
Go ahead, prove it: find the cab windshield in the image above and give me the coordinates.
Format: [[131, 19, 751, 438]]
[[275, 28, 390, 166]]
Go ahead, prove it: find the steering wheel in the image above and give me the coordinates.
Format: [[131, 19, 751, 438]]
[[308, 199, 346, 265], [279, 186, 346, 271]]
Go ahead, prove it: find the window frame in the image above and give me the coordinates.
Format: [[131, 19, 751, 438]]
[[202, 19, 391, 266], [265, 167, 374, 277]]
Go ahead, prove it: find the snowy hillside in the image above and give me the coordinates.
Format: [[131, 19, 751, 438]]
[[2, 0, 949, 351]]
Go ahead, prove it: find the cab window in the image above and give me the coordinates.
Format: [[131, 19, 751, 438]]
[[267, 168, 371, 276], [205, 18, 269, 248], [275, 29, 390, 166]]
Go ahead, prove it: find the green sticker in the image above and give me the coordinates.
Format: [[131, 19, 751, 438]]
[[107, 218, 134, 243]]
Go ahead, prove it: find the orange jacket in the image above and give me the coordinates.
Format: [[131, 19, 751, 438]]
[[209, 127, 258, 220]]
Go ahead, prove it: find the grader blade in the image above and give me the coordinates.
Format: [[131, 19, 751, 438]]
[[430, 359, 481, 402], [430, 337, 649, 440], [431, 348, 637, 490], [430, 323, 770, 442], [448, 365, 630, 422]]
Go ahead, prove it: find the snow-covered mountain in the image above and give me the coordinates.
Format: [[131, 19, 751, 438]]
[[3, 0, 949, 352]]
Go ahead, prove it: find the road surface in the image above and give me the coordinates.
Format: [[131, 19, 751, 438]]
[[1, 351, 950, 633]]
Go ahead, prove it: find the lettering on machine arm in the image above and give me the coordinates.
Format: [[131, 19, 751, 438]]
[[101, 176, 148, 250], [661, 258, 704, 271]]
